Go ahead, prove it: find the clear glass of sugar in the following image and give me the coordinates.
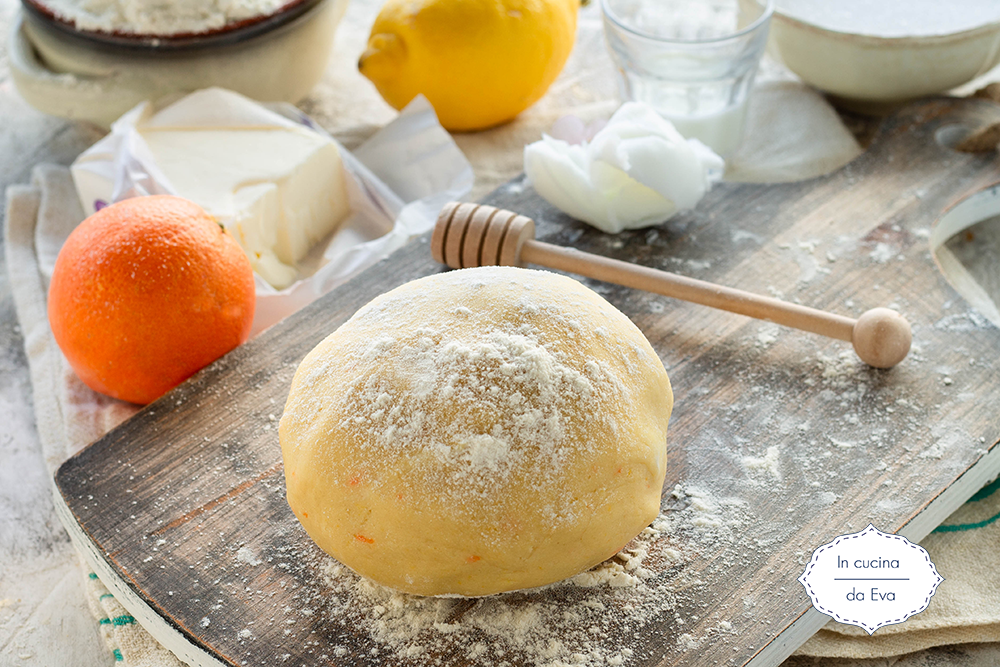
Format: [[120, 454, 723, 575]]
[[601, 0, 773, 157]]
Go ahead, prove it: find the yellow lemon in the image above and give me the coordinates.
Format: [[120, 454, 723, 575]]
[[359, 0, 578, 132]]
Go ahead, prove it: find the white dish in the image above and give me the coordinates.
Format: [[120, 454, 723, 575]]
[[743, 0, 1000, 112], [8, 0, 347, 128]]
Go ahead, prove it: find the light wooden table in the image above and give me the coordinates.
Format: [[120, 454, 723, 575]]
[[2, 1, 1000, 665]]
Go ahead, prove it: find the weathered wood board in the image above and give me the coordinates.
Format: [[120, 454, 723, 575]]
[[56, 98, 1000, 667]]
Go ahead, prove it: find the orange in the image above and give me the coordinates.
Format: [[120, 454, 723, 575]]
[[48, 195, 256, 405]]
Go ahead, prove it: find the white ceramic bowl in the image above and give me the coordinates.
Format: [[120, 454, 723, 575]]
[[9, 0, 348, 127], [743, 1, 1000, 112]]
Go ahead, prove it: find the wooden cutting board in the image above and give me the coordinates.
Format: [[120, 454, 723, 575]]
[[56, 97, 1000, 667]]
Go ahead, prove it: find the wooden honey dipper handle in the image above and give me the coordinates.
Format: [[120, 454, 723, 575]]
[[432, 202, 912, 368]]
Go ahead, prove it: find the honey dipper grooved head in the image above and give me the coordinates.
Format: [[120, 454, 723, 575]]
[[432, 202, 536, 269], [852, 308, 912, 369]]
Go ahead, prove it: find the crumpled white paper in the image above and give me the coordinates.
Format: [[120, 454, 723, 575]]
[[523, 102, 724, 234], [70, 88, 474, 336]]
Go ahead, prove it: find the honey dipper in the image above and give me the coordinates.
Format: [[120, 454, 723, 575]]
[[431, 202, 912, 368]]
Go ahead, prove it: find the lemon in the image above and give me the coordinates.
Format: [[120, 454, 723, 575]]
[[359, 0, 578, 132]]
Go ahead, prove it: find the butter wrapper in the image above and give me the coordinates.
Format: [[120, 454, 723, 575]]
[[71, 88, 474, 335]]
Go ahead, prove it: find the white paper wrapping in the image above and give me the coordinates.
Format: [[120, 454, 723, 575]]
[[69, 88, 474, 336]]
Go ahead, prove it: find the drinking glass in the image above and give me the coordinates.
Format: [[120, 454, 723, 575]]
[[601, 0, 773, 156]]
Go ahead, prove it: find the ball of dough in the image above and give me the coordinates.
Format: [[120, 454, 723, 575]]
[[279, 266, 673, 596]]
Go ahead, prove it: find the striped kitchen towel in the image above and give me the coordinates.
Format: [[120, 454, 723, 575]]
[[83, 572, 184, 667]]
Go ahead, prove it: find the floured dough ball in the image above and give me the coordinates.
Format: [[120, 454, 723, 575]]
[[279, 266, 673, 596]]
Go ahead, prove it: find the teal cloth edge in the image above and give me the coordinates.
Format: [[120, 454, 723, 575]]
[[969, 476, 1000, 503], [932, 476, 1000, 533]]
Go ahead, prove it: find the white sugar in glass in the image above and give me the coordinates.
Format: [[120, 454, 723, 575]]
[[601, 0, 773, 157]]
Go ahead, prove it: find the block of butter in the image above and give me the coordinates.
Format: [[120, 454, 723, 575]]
[[71, 88, 350, 291], [141, 125, 348, 289]]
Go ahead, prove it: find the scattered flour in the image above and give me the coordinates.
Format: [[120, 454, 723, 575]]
[[868, 242, 896, 264], [236, 545, 262, 566], [667, 484, 747, 540], [569, 536, 652, 589], [319, 528, 679, 666], [935, 311, 994, 332], [755, 324, 780, 349], [302, 483, 749, 666], [731, 229, 763, 244], [676, 619, 737, 651], [920, 426, 968, 460], [685, 487, 724, 528], [743, 446, 781, 481], [815, 350, 867, 390], [828, 437, 857, 449], [817, 491, 838, 506], [876, 496, 905, 513]]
